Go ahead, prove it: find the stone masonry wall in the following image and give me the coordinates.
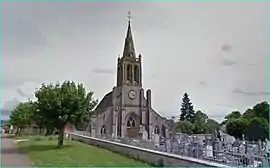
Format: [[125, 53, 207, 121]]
[[68, 133, 230, 167]]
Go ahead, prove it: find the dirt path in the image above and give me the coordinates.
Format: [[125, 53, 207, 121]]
[[1, 135, 33, 167]]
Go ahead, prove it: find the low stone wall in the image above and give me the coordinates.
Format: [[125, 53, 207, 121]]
[[69, 133, 230, 167]]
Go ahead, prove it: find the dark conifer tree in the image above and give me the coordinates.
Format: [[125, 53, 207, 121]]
[[180, 92, 195, 122]]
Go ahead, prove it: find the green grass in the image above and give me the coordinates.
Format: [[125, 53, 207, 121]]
[[17, 138, 151, 167]]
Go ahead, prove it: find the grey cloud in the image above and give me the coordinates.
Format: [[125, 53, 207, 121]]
[[246, 63, 262, 67], [199, 81, 207, 86], [91, 68, 115, 75], [16, 88, 28, 98], [2, 77, 40, 88], [2, 98, 20, 111], [220, 57, 237, 66], [219, 44, 236, 66], [1, 109, 11, 116], [3, 13, 47, 54], [216, 103, 235, 108], [233, 88, 270, 96], [221, 44, 232, 52], [257, 91, 270, 96]]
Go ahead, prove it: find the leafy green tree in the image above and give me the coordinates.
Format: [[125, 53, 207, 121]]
[[35, 81, 98, 147], [30, 101, 55, 135], [205, 118, 220, 134], [176, 120, 195, 135], [193, 110, 208, 134], [245, 117, 268, 141], [242, 108, 256, 119], [221, 111, 242, 125], [252, 101, 269, 121], [225, 111, 242, 120], [180, 93, 195, 122], [9, 101, 35, 135], [226, 118, 249, 140]]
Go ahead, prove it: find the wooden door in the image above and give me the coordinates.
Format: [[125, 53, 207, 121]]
[[127, 127, 138, 138]]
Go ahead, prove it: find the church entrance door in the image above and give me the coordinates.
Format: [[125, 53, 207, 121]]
[[127, 127, 137, 138], [126, 116, 138, 138]]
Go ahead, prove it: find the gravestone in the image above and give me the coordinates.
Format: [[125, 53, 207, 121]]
[[258, 139, 262, 155], [166, 140, 171, 152], [154, 134, 160, 146], [142, 130, 148, 140], [239, 144, 245, 154], [232, 147, 238, 154], [205, 145, 213, 157], [213, 140, 223, 161], [171, 138, 178, 153]]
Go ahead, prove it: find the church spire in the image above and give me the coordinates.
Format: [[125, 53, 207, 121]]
[[123, 12, 136, 57]]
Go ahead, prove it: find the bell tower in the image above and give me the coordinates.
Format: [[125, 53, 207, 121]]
[[116, 12, 142, 87]]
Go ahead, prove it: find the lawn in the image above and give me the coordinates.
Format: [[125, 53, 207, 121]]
[[17, 138, 151, 167]]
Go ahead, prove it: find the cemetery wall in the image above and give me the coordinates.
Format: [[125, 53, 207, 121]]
[[69, 132, 230, 167]]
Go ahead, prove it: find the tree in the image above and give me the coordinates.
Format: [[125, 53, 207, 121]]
[[30, 101, 55, 135], [180, 93, 195, 122], [226, 118, 249, 140], [35, 81, 98, 147], [205, 118, 220, 134], [175, 120, 195, 135], [245, 117, 268, 141], [221, 111, 242, 125], [252, 101, 269, 121], [242, 108, 256, 119], [9, 101, 35, 135], [193, 110, 208, 134], [225, 111, 242, 120]]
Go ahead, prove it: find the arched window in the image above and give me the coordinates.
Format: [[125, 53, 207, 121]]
[[101, 125, 106, 135], [117, 66, 120, 85], [134, 65, 139, 84], [154, 125, 160, 134], [161, 125, 166, 137], [127, 65, 132, 82], [127, 116, 136, 128]]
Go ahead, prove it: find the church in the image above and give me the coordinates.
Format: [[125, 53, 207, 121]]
[[90, 15, 168, 140]]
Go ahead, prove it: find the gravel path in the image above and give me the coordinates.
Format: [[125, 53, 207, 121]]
[[1, 135, 33, 167]]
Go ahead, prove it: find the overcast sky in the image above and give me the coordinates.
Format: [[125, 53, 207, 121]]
[[1, 2, 268, 121]]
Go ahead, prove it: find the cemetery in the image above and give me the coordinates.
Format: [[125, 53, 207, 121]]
[[72, 129, 269, 167]]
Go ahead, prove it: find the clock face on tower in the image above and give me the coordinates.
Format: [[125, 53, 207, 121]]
[[128, 90, 136, 99]]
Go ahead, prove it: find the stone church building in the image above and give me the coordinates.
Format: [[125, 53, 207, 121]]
[[90, 18, 168, 140]]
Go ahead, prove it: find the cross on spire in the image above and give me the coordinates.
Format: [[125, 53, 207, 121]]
[[127, 11, 132, 22]]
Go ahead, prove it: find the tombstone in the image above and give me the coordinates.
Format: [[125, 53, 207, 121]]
[[142, 130, 148, 141], [151, 132, 155, 142], [232, 147, 238, 154], [213, 140, 223, 160], [226, 143, 232, 152], [206, 144, 213, 157], [233, 138, 240, 147], [166, 140, 171, 152], [91, 129, 96, 138], [239, 144, 245, 154], [154, 134, 160, 146], [183, 142, 189, 156], [265, 139, 269, 152], [258, 139, 262, 155], [171, 138, 178, 154]]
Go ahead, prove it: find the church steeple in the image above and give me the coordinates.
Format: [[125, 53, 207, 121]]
[[123, 12, 136, 57], [116, 12, 142, 87]]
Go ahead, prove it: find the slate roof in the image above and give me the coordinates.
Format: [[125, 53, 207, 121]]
[[94, 91, 113, 112]]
